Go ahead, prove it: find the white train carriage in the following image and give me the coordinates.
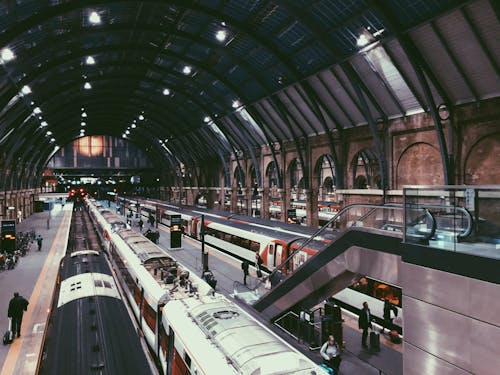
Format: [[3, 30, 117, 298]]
[[160, 299, 323, 375]]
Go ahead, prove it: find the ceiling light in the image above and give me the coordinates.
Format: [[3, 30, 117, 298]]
[[41, 121, 48, 127], [1, 48, 15, 62], [159, 140, 163, 144], [125, 130, 130, 135], [33, 107, 42, 114], [50, 138, 55, 142], [81, 121, 86, 126], [84, 82, 92, 90], [131, 124, 136, 128], [30, 101, 34, 105], [138, 114, 144, 121], [162, 88, 170, 96], [215, 30, 227, 42], [89, 11, 101, 25], [356, 34, 369, 47], [85, 56, 96, 65], [182, 65, 192, 75], [81, 112, 87, 117], [21, 85, 32, 95], [81, 107, 85, 111], [232, 100, 241, 108], [46, 131, 52, 136], [203, 116, 211, 123], [54, 145, 60, 152]]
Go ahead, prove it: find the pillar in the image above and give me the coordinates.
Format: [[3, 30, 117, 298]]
[[230, 187, 238, 213], [306, 189, 319, 227], [278, 188, 290, 224], [260, 188, 270, 220]]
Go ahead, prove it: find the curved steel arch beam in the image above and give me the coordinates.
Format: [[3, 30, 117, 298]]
[[0, 0, 301, 83], [8, 23, 272, 97]]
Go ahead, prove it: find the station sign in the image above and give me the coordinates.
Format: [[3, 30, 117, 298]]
[[1, 220, 16, 253], [287, 209, 297, 224], [170, 214, 182, 248]]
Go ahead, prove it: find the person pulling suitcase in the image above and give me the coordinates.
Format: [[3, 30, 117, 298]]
[[7, 292, 29, 339]]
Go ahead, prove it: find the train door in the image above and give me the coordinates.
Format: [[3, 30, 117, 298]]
[[275, 243, 283, 267], [268, 243, 275, 267]]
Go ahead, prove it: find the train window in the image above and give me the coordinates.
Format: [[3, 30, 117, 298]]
[[350, 276, 402, 307], [159, 324, 168, 357], [250, 241, 260, 252], [240, 238, 250, 250], [184, 352, 191, 367], [142, 300, 157, 332]]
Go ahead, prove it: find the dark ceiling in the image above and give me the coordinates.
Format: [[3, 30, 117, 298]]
[[0, 0, 498, 189]]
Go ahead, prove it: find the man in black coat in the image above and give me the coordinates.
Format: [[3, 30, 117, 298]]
[[8, 292, 29, 338], [358, 301, 372, 348]]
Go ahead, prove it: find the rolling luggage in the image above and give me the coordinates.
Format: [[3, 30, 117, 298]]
[[389, 330, 401, 344], [319, 363, 335, 374], [3, 318, 13, 345], [370, 331, 380, 350]]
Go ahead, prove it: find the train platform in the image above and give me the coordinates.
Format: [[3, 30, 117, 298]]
[[118, 204, 403, 375], [0, 203, 72, 375]]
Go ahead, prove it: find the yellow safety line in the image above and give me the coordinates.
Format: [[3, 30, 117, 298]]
[[0, 210, 71, 375]]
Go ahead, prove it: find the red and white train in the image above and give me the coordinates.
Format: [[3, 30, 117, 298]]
[[87, 199, 325, 375], [119, 197, 334, 274]]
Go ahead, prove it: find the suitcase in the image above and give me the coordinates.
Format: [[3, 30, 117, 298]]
[[370, 331, 380, 350], [389, 330, 401, 344], [256, 269, 262, 278], [319, 363, 335, 374], [3, 318, 13, 345]]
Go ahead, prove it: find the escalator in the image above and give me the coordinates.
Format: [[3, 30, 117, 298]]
[[252, 227, 403, 321], [238, 203, 473, 321]]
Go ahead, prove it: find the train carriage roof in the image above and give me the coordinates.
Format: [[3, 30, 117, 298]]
[[189, 301, 319, 374], [118, 229, 167, 263]]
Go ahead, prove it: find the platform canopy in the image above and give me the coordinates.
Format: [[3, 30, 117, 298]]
[[0, 0, 498, 188]]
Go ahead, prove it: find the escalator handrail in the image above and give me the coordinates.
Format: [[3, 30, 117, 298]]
[[407, 203, 473, 239]]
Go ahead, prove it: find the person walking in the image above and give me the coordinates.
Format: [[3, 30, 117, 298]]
[[320, 335, 341, 372], [358, 301, 372, 348], [138, 219, 144, 232], [36, 234, 43, 251], [241, 260, 249, 285], [255, 250, 263, 278], [8, 292, 29, 338], [381, 298, 398, 334]]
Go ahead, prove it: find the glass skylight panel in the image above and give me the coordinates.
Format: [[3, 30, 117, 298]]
[[238, 108, 267, 145]]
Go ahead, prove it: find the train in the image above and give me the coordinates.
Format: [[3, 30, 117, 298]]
[[117, 197, 404, 331], [38, 250, 154, 375], [87, 198, 326, 375], [118, 196, 334, 274]]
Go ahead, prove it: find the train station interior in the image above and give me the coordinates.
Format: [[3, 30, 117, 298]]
[[0, 1, 499, 374]]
